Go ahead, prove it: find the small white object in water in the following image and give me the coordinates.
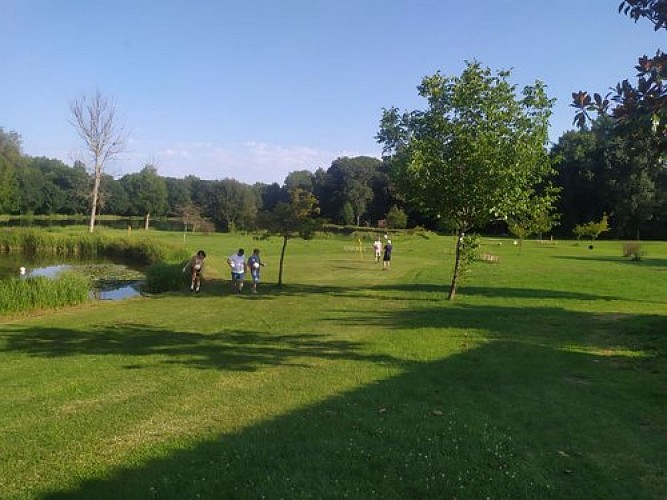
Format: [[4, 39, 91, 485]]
[[19, 266, 26, 276]]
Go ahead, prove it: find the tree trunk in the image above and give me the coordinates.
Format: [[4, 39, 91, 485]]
[[144, 212, 151, 230], [447, 229, 464, 300], [88, 164, 101, 233], [278, 235, 288, 286]]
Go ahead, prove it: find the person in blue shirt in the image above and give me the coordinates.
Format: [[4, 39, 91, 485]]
[[383, 240, 393, 270], [246, 248, 266, 294]]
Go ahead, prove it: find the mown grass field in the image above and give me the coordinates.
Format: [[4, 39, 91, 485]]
[[0, 230, 665, 499]]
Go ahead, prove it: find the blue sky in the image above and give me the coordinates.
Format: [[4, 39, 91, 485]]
[[2, 1, 664, 185]]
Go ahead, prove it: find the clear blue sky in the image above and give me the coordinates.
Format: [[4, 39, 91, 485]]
[[2, 0, 664, 185]]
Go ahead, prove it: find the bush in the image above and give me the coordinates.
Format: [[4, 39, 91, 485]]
[[144, 261, 190, 293]]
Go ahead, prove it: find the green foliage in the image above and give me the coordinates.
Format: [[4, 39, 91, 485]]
[[386, 205, 408, 229], [120, 165, 169, 228], [378, 61, 555, 299], [457, 233, 480, 279], [339, 202, 355, 225], [0, 128, 21, 214], [0, 228, 188, 265], [144, 261, 189, 293], [573, 214, 610, 241], [257, 188, 320, 285], [0, 271, 89, 314]]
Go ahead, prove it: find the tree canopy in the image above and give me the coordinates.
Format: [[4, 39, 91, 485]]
[[378, 61, 556, 299]]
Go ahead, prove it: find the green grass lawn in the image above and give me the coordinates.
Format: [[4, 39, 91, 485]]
[[1, 231, 665, 499]]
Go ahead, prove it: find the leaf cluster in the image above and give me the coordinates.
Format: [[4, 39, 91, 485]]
[[378, 61, 556, 234]]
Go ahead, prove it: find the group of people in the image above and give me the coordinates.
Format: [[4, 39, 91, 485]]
[[373, 237, 393, 270], [185, 235, 392, 294], [183, 248, 265, 294]]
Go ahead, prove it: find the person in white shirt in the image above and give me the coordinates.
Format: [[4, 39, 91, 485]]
[[373, 238, 382, 263], [227, 248, 247, 294]]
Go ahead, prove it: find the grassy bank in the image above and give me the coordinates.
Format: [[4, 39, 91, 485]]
[[0, 227, 188, 265], [0, 272, 90, 314], [0, 232, 665, 498]]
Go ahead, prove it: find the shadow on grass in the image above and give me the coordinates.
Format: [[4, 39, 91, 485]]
[[39, 336, 666, 499], [0, 325, 396, 372], [185, 280, 628, 304], [553, 255, 667, 268]]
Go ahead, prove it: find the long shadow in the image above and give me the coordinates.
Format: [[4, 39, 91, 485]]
[[329, 301, 667, 356], [39, 335, 666, 499], [553, 255, 667, 268], [365, 283, 628, 302], [0, 324, 395, 372], [192, 280, 629, 304]]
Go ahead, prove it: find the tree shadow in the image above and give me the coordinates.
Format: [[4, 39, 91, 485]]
[[39, 334, 666, 499], [0, 324, 396, 372], [553, 255, 667, 268]]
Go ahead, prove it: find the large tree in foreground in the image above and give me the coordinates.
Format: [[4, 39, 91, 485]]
[[70, 90, 126, 233], [378, 61, 556, 300]]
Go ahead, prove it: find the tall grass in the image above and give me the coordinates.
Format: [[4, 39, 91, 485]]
[[144, 261, 190, 293], [0, 272, 90, 314], [0, 228, 188, 264]]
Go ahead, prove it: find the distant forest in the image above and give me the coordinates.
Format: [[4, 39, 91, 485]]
[[1, 125, 666, 239]]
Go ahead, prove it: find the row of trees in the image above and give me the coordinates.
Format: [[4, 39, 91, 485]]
[[2, 116, 666, 239], [0, 129, 407, 230]]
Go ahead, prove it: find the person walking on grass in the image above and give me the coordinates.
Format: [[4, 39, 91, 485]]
[[183, 250, 207, 292], [246, 248, 265, 294], [383, 240, 393, 270], [227, 248, 247, 294], [373, 237, 382, 263]]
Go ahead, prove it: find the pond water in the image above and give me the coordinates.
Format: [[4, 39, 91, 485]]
[[0, 254, 144, 301]]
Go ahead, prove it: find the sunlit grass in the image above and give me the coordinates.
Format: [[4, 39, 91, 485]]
[[0, 231, 665, 498]]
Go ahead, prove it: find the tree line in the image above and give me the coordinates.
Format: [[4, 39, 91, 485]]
[[0, 131, 409, 231], [1, 120, 665, 239]]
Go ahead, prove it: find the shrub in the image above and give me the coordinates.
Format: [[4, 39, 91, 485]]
[[144, 261, 190, 293], [573, 215, 609, 242]]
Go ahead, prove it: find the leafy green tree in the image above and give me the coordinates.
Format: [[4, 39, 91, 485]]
[[16, 164, 46, 215], [210, 178, 258, 232], [378, 61, 555, 299], [284, 170, 315, 193], [257, 188, 319, 286], [0, 128, 22, 214], [316, 157, 381, 224], [253, 182, 288, 212], [573, 214, 610, 242], [572, 1, 665, 154], [339, 202, 355, 225], [621, 0, 667, 29], [386, 205, 408, 229], [553, 118, 666, 239], [100, 174, 129, 215], [120, 165, 168, 229], [165, 177, 192, 215]]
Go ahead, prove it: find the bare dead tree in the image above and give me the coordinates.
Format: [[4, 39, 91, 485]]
[[69, 90, 126, 233]]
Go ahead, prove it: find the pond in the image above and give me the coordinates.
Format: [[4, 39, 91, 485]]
[[0, 254, 145, 301]]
